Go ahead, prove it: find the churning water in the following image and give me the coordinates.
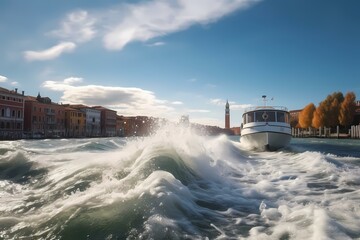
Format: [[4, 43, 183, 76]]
[[0, 126, 360, 239]]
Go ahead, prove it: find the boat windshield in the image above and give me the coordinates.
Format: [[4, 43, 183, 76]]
[[243, 110, 289, 124]]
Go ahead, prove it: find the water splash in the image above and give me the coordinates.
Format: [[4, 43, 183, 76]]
[[0, 126, 360, 239]]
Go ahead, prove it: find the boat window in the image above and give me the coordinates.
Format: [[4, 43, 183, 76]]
[[243, 115, 246, 124], [254, 111, 276, 122], [247, 112, 254, 123], [267, 111, 275, 122], [255, 111, 266, 122], [277, 112, 285, 122]]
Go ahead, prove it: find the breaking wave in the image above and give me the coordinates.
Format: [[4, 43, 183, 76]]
[[0, 126, 360, 239]]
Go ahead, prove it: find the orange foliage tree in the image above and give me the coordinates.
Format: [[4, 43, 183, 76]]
[[312, 104, 325, 128], [309, 91, 356, 129], [299, 103, 316, 128], [339, 92, 356, 127]]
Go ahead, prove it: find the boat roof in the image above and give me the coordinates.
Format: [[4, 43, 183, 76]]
[[244, 106, 288, 113]]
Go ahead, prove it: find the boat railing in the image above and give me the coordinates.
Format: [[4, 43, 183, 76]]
[[244, 106, 288, 112]]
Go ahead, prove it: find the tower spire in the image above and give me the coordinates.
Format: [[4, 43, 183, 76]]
[[225, 100, 230, 129]]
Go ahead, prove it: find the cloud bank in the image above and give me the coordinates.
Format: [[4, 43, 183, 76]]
[[42, 78, 175, 117], [24, 0, 259, 60], [103, 0, 258, 50]]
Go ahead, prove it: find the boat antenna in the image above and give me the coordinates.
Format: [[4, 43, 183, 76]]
[[262, 95, 267, 107]]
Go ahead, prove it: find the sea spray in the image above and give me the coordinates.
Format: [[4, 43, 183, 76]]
[[0, 125, 360, 239]]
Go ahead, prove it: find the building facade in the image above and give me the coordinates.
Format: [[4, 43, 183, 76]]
[[64, 107, 86, 137], [0, 87, 25, 139], [93, 106, 117, 137], [67, 105, 101, 137], [23, 94, 66, 138], [354, 100, 360, 125]]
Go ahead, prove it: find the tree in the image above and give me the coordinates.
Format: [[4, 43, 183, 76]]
[[328, 97, 340, 127], [312, 104, 325, 128], [299, 103, 316, 128], [339, 92, 356, 127]]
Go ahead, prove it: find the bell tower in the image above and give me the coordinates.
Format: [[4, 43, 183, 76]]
[[225, 100, 230, 129]]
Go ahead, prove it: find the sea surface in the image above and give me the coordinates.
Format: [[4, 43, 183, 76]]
[[0, 126, 360, 240]]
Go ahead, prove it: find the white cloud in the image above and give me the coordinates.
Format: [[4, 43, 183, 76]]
[[11, 81, 19, 86], [26, 0, 258, 58], [42, 78, 175, 117], [210, 98, 251, 109], [171, 101, 183, 105], [24, 42, 76, 61], [210, 98, 224, 105], [188, 109, 210, 113], [146, 41, 166, 47], [63, 77, 83, 84], [0, 75, 8, 82], [231, 103, 252, 110], [103, 0, 259, 50], [50, 10, 96, 43]]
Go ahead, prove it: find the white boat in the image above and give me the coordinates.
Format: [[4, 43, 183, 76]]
[[240, 96, 292, 151]]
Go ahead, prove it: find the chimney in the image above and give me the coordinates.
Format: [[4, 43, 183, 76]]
[[15, 88, 18, 93], [22, 91, 24, 96]]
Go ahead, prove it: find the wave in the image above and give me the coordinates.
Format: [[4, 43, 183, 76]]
[[0, 127, 360, 239]]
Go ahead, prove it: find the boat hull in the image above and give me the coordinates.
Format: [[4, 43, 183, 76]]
[[241, 131, 291, 151]]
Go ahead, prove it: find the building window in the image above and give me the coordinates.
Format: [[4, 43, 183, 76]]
[[0, 122, 4, 129], [12, 110, 15, 117], [17, 110, 21, 118], [1, 109, 4, 117]]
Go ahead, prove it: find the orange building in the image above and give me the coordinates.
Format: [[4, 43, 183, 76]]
[[24, 93, 66, 138], [65, 104, 101, 137], [0, 87, 25, 139], [64, 107, 86, 137]]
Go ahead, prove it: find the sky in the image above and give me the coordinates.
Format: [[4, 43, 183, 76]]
[[1, 0, 359, 127]]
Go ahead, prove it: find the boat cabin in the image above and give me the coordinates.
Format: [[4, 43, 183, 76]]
[[242, 107, 290, 124]]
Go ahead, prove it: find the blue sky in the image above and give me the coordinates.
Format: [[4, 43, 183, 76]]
[[1, 0, 359, 127]]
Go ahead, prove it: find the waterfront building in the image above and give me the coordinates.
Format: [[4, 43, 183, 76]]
[[116, 115, 156, 137], [133, 116, 153, 136], [225, 100, 230, 129], [0, 87, 25, 139], [354, 100, 360, 125], [64, 107, 86, 137], [24, 93, 66, 138], [93, 106, 117, 137], [67, 104, 101, 137], [117, 116, 135, 137], [289, 109, 302, 128]]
